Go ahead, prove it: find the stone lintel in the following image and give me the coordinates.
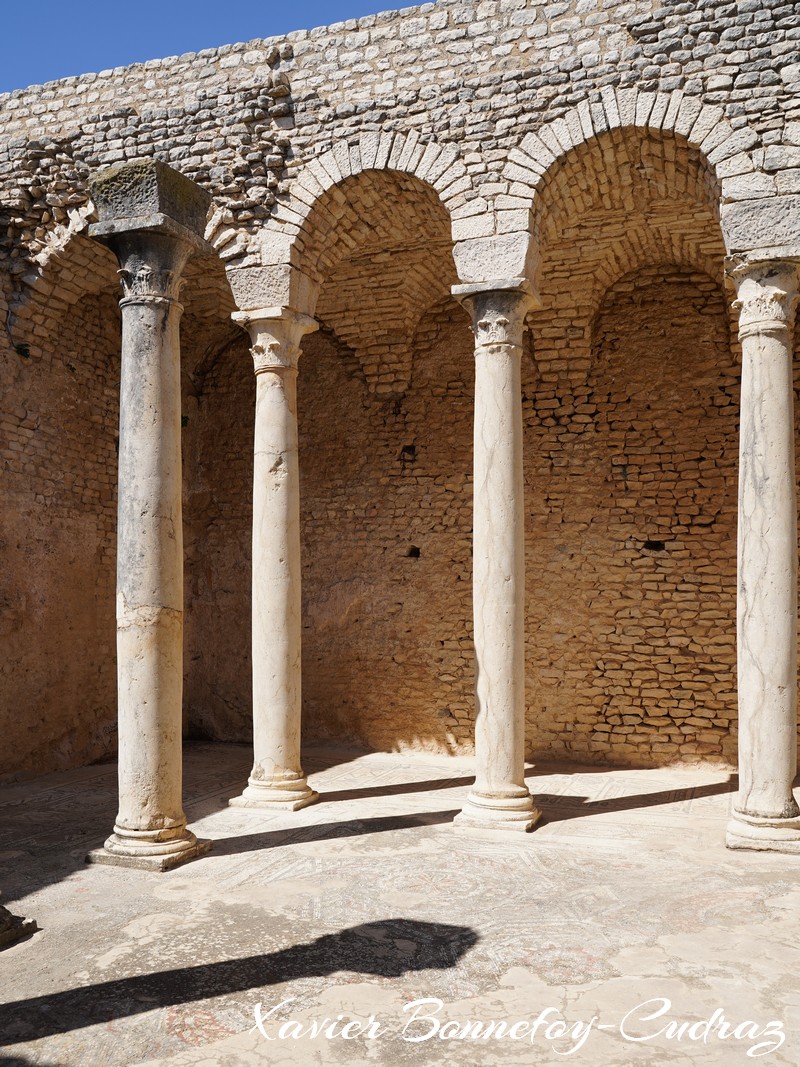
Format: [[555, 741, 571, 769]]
[[90, 159, 211, 238]]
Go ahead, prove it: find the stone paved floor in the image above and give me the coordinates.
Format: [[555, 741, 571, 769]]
[[1, 743, 798, 1066]]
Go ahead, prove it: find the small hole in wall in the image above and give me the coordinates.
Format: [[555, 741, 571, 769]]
[[406, 545, 421, 558], [643, 540, 666, 552]]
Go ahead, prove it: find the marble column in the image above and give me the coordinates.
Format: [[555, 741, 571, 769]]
[[452, 280, 541, 831], [727, 256, 800, 853], [229, 307, 320, 810], [87, 161, 211, 870]]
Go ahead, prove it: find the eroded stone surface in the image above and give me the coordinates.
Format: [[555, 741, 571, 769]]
[[91, 159, 212, 238]]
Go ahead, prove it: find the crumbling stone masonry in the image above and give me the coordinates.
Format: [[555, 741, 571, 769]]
[[2, 0, 800, 858]]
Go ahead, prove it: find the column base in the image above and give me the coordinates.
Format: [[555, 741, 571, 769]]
[[86, 828, 211, 872], [454, 788, 541, 833], [0, 905, 37, 948], [726, 809, 800, 854], [229, 776, 319, 812]]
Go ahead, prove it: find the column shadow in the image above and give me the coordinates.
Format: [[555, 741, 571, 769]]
[[0, 919, 478, 1045], [209, 809, 462, 856], [315, 776, 474, 802], [534, 776, 738, 824]]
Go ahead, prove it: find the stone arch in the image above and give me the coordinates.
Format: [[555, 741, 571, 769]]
[[502, 87, 764, 276], [226, 131, 475, 317], [505, 102, 735, 374], [282, 130, 472, 267], [508, 99, 744, 769], [237, 132, 471, 396]]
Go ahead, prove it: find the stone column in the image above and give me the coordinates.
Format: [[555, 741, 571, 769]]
[[452, 280, 541, 831], [727, 256, 800, 853], [87, 161, 211, 870], [229, 307, 319, 810]]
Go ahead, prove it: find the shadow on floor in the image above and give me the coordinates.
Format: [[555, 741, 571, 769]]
[[0, 919, 478, 1045], [205, 777, 737, 857], [209, 809, 462, 856], [535, 776, 738, 824], [316, 776, 474, 802]]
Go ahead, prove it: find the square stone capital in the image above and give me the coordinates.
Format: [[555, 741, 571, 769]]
[[721, 195, 800, 258], [89, 160, 212, 253]]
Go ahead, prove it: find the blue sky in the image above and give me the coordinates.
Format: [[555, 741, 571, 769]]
[[0, 1, 404, 94]]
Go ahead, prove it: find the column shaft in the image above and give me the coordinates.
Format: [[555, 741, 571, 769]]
[[85, 158, 211, 870], [230, 309, 319, 810], [727, 257, 800, 853], [89, 234, 208, 869], [115, 258, 186, 840], [453, 284, 540, 831]]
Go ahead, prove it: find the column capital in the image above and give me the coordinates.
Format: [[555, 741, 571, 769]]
[[725, 255, 800, 340], [105, 231, 195, 307], [232, 306, 318, 374], [451, 279, 540, 350], [89, 160, 212, 308]]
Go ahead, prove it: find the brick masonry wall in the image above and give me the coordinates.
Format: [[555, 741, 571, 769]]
[[0, 290, 120, 775], [180, 267, 774, 769], [524, 266, 740, 766], [3, 255, 800, 774], [1, 0, 800, 775]]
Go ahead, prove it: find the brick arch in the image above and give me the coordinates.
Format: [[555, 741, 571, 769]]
[[286, 129, 471, 254], [503, 87, 761, 261], [235, 131, 473, 312]]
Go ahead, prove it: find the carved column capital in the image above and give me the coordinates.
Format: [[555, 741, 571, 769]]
[[452, 279, 539, 351], [726, 256, 800, 341], [101, 230, 194, 309], [89, 159, 211, 310], [232, 307, 318, 374]]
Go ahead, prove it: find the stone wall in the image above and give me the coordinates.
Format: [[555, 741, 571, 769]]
[[0, 288, 120, 775], [524, 266, 739, 766], [2, 0, 800, 776], [181, 265, 748, 768]]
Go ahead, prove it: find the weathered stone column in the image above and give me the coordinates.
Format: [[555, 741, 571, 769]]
[[229, 307, 319, 810], [87, 161, 211, 870], [727, 256, 800, 853], [452, 280, 541, 831]]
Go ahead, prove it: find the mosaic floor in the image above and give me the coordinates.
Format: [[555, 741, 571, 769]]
[[1, 743, 798, 1065]]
